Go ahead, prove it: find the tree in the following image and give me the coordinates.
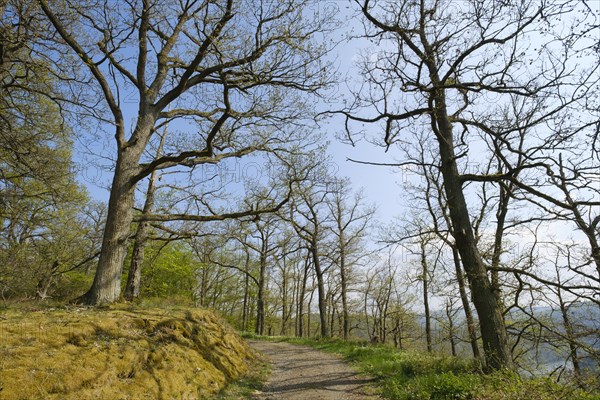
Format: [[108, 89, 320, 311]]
[[341, 0, 597, 371], [0, 0, 97, 300], [288, 177, 334, 338], [380, 131, 483, 359], [362, 255, 403, 344], [124, 129, 168, 301], [326, 179, 374, 339], [235, 208, 281, 336], [272, 229, 302, 336], [37, 0, 335, 304]]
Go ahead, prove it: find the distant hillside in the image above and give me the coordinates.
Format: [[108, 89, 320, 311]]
[[419, 301, 600, 373], [0, 305, 256, 399], [524, 302, 600, 372]]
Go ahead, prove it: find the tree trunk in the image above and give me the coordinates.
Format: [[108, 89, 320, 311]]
[[124, 130, 166, 301], [490, 183, 510, 297], [432, 87, 513, 371], [421, 244, 432, 353], [255, 250, 266, 335], [297, 256, 309, 337], [242, 252, 250, 332], [446, 301, 457, 357], [556, 269, 581, 381], [307, 285, 314, 337], [364, 280, 371, 342], [381, 278, 392, 344], [329, 292, 337, 337], [339, 235, 350, 340], [280, 259, 289, 336], [452, 246, 481, 359], [36, 261, 59, 300], [311, 242, 329, 338], [123, 181, 155, 301], [78, 147, 141, 305]]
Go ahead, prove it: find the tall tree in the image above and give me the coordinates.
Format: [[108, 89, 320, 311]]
[[288, 180, 333, 338], [237, 210, 281, 336], [326, 179, 374, 340], [341, 0, 596, 370], [37, 0, 334, 304]]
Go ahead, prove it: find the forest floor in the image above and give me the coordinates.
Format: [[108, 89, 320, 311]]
[[247, 340, 381, 400]]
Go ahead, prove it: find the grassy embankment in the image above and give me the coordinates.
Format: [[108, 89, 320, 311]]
[[0, 302, 259, 400], [245, 334, 599, 400]]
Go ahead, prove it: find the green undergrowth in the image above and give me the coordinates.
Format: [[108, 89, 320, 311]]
[[0, 303, 256, 399], [244, 334, 599, 400]]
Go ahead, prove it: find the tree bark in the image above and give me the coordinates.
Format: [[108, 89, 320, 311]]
[[421, 244, 432, 353], [452, 246, 481, 360], [433, 92, 513, 369], [446, 301, 457, 357], [124, 129, 167, 301], [280, 262, 289, 336], [36, 261, 59, 300], [297, 255, 309, 337], [255, 248, 267, 335], [311, 240, 329, 338], [490, 183, 510, 297], [78, 146, 142, 304], [339, 231, 350, 340]]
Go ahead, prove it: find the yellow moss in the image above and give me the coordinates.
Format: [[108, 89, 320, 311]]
[[0, 306, 255, 399]]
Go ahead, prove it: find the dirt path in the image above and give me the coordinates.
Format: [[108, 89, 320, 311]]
[[247, 340, 380, 400]]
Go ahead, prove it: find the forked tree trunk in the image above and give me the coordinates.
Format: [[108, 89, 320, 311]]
[[36, 261, 59, 300]]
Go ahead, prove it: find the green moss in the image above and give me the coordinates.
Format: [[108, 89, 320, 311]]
[[0, 306, 256, 399]]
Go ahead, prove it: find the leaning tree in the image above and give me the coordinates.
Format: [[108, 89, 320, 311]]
[[342, 0, 597, 370]]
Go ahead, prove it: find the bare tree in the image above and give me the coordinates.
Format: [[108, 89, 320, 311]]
[[236, 208, 281, 336], [288, 178, 334, 338], [37, 0, 334, 304], [342, 0, 597, 370], [326, 178, 375, 340]]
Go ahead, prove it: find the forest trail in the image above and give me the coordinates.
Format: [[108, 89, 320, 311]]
[[247, 340, 380, 400]]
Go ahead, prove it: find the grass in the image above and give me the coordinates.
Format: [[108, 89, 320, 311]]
[[0, 303, 257, 399], [244, 334, 599, 400]]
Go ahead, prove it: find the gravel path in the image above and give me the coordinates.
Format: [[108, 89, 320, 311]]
[[247, 340, 380, 400]]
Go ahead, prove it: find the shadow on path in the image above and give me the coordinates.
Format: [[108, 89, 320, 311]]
[[248, 340, 380, 400]]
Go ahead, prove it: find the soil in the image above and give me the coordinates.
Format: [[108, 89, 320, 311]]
[[248, 340, 381, 400]]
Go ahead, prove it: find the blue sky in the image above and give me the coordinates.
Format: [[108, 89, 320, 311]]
[[73, 0, 406, 222]]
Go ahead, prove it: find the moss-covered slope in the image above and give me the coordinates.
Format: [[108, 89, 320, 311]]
[[0, 306, 255, 399]]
